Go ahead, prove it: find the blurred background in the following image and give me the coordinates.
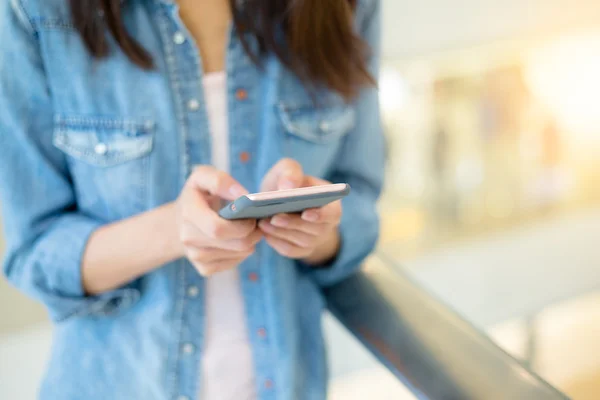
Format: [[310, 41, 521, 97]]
[[2, 0, 600, 398]]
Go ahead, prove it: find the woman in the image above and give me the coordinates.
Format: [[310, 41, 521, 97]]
[[0, 0, 383, 398]]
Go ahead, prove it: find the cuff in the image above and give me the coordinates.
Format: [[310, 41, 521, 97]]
[[15, 214, 140, 322], [302, 211, 379, 287]]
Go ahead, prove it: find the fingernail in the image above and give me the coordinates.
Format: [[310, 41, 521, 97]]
[[302, 210, 319, 222], [271, 215, 289, 227], [230, 184, 248, 198]]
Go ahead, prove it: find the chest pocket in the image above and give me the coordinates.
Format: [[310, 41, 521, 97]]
[[277, 101, 356, 177], [53, 116, 155, 220]]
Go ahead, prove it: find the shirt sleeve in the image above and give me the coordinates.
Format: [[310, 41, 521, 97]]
[[0, 0, 139, 322], [305, 0, 384, 287]]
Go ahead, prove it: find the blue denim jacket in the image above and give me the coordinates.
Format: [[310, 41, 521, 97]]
[[0, 0, 383, 399]]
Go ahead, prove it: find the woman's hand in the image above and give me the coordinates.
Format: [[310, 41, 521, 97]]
[[258, 159, 342, 266], [176, 166, 262, 276]]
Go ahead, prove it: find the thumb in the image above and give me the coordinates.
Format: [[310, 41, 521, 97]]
[[189, 166, 248, 201], [261, 158, 304, 191], [278, 169, 303, 190], [302, 176, 330, 187]]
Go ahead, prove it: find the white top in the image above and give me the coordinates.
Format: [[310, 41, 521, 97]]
[[200, 72, 256, 400]]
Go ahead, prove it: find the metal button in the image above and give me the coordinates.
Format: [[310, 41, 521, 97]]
[[182, 343, 194, 354], [187, 286, 199, 297], [173, 32, 186, 45], [94, 143, 108, 155], [257, 328, 267, 338], [248, 272, 259, 282], [264, 379, 274, 389], [236, 88, 248, 101], [320, 121, 330, 131], [187, 99, 200, 111], [239, 151, 250, 163]]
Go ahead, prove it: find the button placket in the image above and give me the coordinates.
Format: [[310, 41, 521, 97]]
[[154, 9, 214, 397], [225, 50, 278, 383]]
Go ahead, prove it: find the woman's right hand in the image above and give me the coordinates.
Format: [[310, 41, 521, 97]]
[[176, 166, 262, 276]]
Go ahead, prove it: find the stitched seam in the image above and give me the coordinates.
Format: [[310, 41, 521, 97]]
[[55, 289, 140, 322], [53, 132, 153, 166], [138, 146, 149, 212], [55, 141, 153, 165], [55, 115, 156, 131], [10, 0, 36, 35], [35, 18, 76, 31], [155, 7, 188, 398], [156, 10, 189, 184], [277, 104, 356, 144]]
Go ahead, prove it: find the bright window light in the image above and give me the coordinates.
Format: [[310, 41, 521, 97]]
[[525, 33, 600, 142], [379, 67, 409, 114]]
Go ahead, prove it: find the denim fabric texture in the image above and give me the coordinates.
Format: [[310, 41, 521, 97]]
[[0, 0, 383, 398]]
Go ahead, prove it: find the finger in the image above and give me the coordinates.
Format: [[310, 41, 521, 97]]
[[301, 201, 342, 224], [202, 217, 258, 241], [261, 158, 304, 191], [186, 246, 251, 263], [264, 234, 312, 259], [181, 194, 257, 240], [301, 175, 331, 188], [179, 220, 204, 248], [206, 194, 224, 212], [268, 214, 324, 236], [207, 228, 263, 252], [184, 206, 256, 240], [179, 183, 212, 227], [203, 257, 249, 275], [189, 165, 248, 201], [193, 258, 244, 277], [258, 220, 318, 248]]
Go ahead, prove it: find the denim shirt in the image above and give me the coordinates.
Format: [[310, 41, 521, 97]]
[[0, 0, 383, 399]]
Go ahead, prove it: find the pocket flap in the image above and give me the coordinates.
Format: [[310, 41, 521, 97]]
[[53, 116, 155, 167], [277, 103, 356, 144]]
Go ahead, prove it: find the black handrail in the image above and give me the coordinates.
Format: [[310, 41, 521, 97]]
[[324, 256, 570, 400]]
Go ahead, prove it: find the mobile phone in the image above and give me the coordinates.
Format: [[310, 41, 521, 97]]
[[218, 183, 350, 220]]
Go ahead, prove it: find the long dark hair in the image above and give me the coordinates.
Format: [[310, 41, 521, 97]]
[[69, 0, 374, 100]]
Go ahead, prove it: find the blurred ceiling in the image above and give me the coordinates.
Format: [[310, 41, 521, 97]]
[[382, 0, 600, 59]]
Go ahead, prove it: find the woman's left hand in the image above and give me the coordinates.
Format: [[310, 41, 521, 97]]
[[258, 159, 342, 265]]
